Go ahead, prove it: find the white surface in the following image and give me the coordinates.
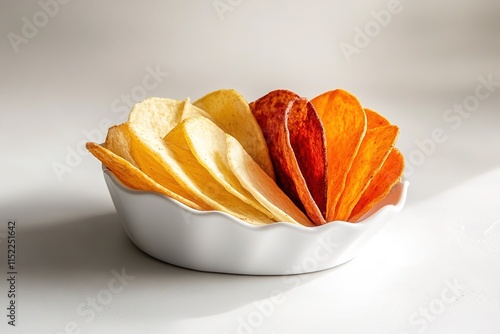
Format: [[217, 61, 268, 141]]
[[1, 0, 499, 333]]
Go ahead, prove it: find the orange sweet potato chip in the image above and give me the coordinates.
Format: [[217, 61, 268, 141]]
[[349, 148, 405, 222], [365, 108, 390, 128], [334, 125, 399, 221], [346, 109, 404, 222], [311, 89, 367, 222], [250, 90, 327, 225]]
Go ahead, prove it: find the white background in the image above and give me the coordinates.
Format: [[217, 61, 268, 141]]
[[1, 0, 499, 333]]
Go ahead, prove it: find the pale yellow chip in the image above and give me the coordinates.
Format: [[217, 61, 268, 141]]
[[226, 136, 315, 227], [164, 118, 274, 221], [102, 124, 137, 166], [128, 97, 212, 136], [193, 89, 275, 180], [126, 99, 196, 182], [126, 97, 207, 200]]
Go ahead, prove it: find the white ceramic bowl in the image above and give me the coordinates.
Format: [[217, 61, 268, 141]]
[[103, 168, 409, 275]]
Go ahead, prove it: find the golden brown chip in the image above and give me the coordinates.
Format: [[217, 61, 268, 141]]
[[349, 147, 404, 222], [334, 125, 399, 221], [311, 89, 367, 221], [194, 89, 275, 180], [250, 90, 327, 226], [85, 142, 208, 210]]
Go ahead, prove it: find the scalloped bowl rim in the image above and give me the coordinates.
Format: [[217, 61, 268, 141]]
[[102, 166, 409, 275]]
